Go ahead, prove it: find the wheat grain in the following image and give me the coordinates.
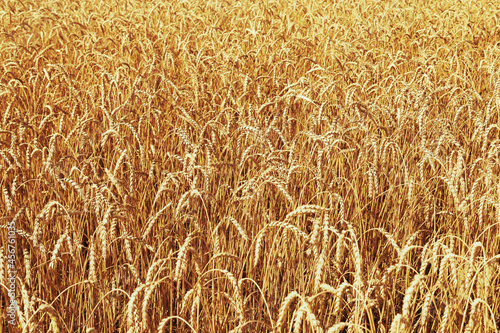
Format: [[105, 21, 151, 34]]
[[293, 303, 306, 333], [464, 298, 482, 333], [23, 249, 31, 288], [275, 291, 300, 332], [437, 301, 451, 333], [49, 230, 68, 271], [401, 274, 423, 325], [127, 283, 147, 330], [210, 269, 244, 324], [125, 238, 133, 263], [213, 223, 221, 254], [190, 283, 202, 330], [88, 236, 97, 283], [254, 221, 307, 267], [39, 304, 61, 333], [110, 217, 117, 240], [174, 233, 194, 282], [227, 216, 249, 241], [145, 258, 168, 284], [284, 205, 331, 222], [141, 281, 160, 331], [143, 203, 171, 240], [333, 230, 347, 279], [308, 217, 321, 258], [19, 278, 32, 329], [327, 323, 350, 333], [303, 300, 322, 333], [419, 289, 434, 331], [319, 283, 336, 294], [3, 187, 12, 212], [345, 221, 364, 292], [334, 282, 351, 317], [377, 228, 401, 257], [129, 163, 135, 195], [114, 148, 128, 176], [389, 314, 404, 333], [314, 214, 330, 291], [465, 242, 483, 291]]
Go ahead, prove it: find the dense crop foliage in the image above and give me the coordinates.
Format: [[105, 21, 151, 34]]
[[1, 0, 500, 331]]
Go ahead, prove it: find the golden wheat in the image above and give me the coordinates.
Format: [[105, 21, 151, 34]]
[[1, 0, 500, 331]]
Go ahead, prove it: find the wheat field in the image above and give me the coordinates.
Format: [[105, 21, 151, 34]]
[[1, 0, 500, 332]]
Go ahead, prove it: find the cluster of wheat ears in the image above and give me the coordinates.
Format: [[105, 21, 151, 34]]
[[1, 0, 500, 332]]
